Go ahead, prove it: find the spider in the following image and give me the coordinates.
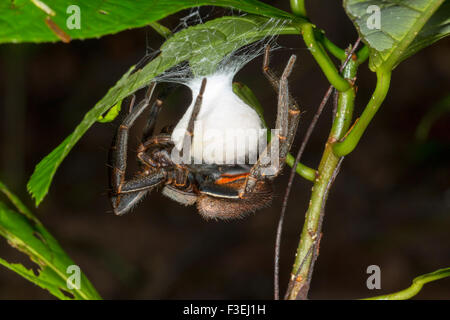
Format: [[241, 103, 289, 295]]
[[109, 47, 300, 219]]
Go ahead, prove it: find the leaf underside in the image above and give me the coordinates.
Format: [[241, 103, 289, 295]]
[[344, 0, 449, 71]]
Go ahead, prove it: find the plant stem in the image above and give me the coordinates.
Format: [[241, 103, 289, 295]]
[[333, 68, 391, 157], [301, 23, 351, 92], [285, 154, 316, 181], [287, 59, 358, 299], [314, 30, 346, 60], [356, 45, 369, 64], [275, 83, 334, 299], [363, 267, 450, 300], [290, 0, 307, 17]]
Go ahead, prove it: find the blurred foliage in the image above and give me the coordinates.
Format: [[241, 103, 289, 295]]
[[0, 181, 100, 299], [0, 0, 295, 43]]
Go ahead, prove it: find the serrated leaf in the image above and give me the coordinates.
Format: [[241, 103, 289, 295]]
[[344, 0, 449, 71], [0, 0, 297, 44], [27, 15, 300, 206], [0, 181, 101, 300]]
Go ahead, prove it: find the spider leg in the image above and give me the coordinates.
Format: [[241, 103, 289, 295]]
[[110, 172, 165, 216], [127, 94, 136, 113], [262, 45, 301, 126], [110, 83, 163, 215], [141, 84, 179, 141], [262, 45, 281, 92], [138, 135, 172, 153], [137, 135, 173, 167], [179, 78, 207, 161], [241, 54, 300, 196], [137, 91, 172, 163], [277, 56, 301, 163], [142, 98, 163, 141], [110, 192, 148, 216], [110, 83, 156, 193], [119, 171, 166, 193], [262, 46, 301, 160], [186, 78, 207, 136]]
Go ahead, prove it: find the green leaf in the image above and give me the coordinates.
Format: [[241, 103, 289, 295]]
[[0, 0, 297, 44], [97, 100, 122, 123], [344, 0, 449, 71], [364, 267, 450, 300], [0, 181, 101, 300], [232, 82, 267, 127], [27, 15, 300, 206]]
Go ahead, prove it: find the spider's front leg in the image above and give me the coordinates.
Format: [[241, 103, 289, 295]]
[[109, 83, 166, 215], [263, 45, 301, 155], [241, 52, 300, 196]]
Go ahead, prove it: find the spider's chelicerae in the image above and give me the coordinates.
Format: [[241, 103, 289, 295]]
[[109, 48, 300, 219]]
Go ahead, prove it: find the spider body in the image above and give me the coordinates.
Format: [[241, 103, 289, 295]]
[[112, 128, 273, 218], [109, 48, 300, 219]]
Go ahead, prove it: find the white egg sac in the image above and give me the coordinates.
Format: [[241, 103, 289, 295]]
[[171, 73, 265, 165]]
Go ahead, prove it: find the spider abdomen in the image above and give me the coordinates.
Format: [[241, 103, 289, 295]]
[[197, 180, 273, 220]]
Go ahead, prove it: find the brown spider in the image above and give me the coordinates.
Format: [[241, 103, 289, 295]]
[[109, 48, 300, 219]]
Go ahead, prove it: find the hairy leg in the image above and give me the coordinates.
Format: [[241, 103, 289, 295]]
[[109, 83, 166, 215], [241, 54, 300, 196]]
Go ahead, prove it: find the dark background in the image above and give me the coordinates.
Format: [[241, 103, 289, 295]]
[[0, 1, 449, 299]]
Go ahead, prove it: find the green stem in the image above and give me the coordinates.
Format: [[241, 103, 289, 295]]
[[364, 282, 424, 300], [286, 154, 316, 182], [290, 0, 349, 92], [288, 59, 358, 299], [314, 31, 367, 67], [314, 30, 346, 60], [291, 1, 348, 73], [320, 37, 346, 60], [333, 68, 391, 157], [290, 0, 307, 17], [356, 45, 369, 64], [363, 267, 450, 300], [301, 23, 351, 92]]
